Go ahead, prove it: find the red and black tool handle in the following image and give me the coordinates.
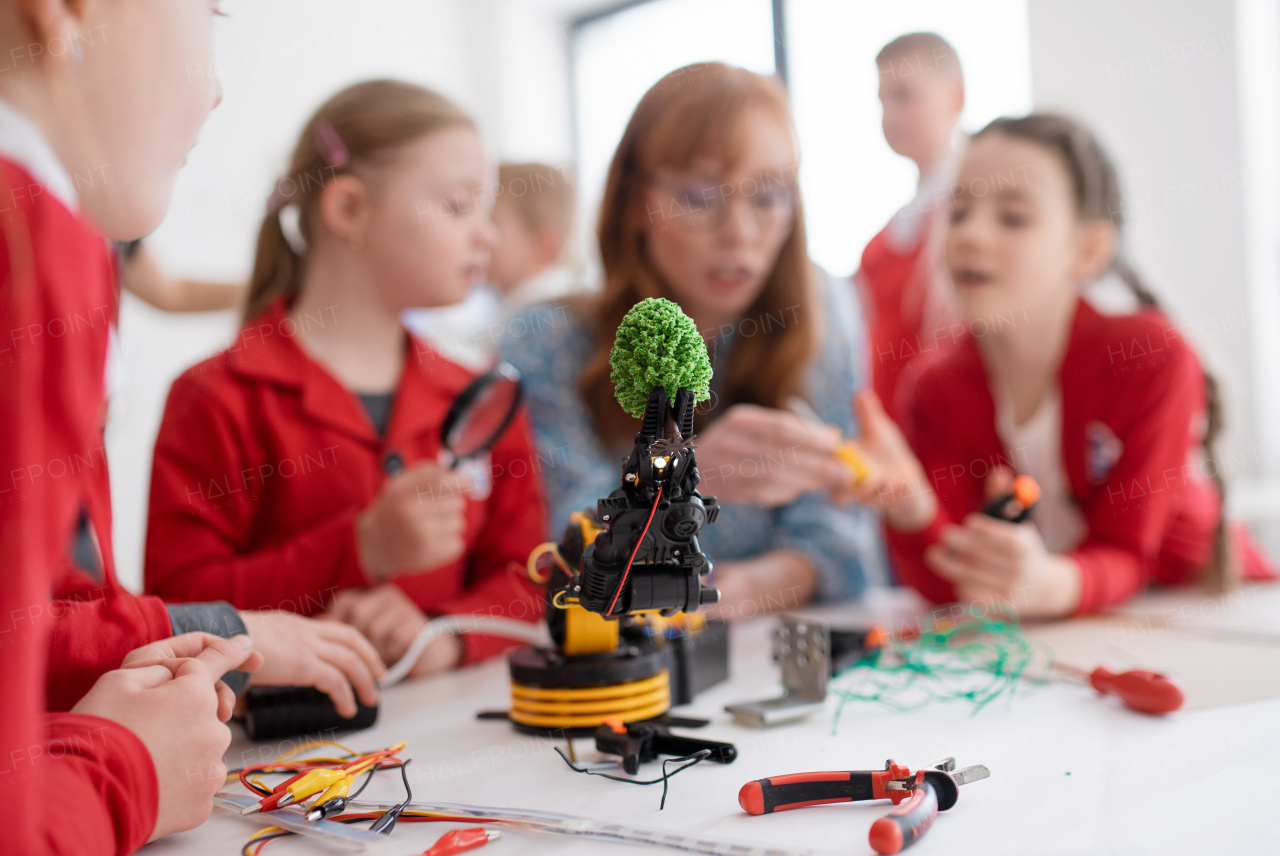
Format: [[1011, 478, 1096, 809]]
[[868, 777, 939, 855], [738, 761, 913, 815], [981, 474, 1041, 523]]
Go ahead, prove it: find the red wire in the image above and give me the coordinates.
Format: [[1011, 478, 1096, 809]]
[[240, 768, 273, 797], [605, 484, 662, 616]]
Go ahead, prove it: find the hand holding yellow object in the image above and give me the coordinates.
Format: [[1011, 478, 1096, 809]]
[[834, 439, 874, 486], [788, 396, 876, 487]]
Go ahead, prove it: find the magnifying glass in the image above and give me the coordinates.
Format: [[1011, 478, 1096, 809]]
[[439, 361, 523, 468], [381, 362, 523, 476]]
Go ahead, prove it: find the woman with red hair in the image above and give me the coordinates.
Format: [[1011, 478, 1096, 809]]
[[503, 63, 882, 615]]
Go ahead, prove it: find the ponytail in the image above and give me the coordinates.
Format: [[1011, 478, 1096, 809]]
[[243, 79, 474, 323], [244, 201, 305, 322], [1111, 260, 1234, 593], [975, 114, 1236, 592]]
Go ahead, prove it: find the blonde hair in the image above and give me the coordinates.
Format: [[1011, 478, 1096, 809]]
[[245, 79, 474, 322], [876, 32, 963, 85], [498, 162, 575, 238]]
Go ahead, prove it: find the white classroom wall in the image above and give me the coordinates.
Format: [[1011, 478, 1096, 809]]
[[1025, 0, 1280, 535]]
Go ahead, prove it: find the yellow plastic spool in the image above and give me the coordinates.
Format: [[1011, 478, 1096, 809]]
[[508, 670, 671, 729]]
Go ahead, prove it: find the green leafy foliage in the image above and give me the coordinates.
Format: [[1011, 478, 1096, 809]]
[[609, 298, 712, 417]]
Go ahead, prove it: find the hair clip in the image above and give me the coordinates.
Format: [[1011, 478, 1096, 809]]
[[314, 120, 350, 169], [266, 178, 295, 215]]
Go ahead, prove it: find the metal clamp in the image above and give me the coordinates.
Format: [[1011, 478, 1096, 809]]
[[724, 616, 830, 727]]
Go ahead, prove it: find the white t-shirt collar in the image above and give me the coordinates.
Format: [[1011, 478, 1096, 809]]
[[0, 96, 78, 210]]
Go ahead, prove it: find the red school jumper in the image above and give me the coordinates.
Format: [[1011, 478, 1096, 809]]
[[0, 156, 162, 854], [144, 300, 546, 663], [888, 298, 1275, 613]]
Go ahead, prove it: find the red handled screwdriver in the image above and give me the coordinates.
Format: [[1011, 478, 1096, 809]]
[[1052, 663, 1184, 714]]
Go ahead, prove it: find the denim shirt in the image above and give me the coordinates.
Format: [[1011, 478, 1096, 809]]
[[500, 274, 885, 602]]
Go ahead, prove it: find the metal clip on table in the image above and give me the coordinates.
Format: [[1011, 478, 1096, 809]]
[[725, 616, 884, 727]]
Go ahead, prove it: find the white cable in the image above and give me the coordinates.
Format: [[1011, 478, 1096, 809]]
[[380, 614, 550, 687]]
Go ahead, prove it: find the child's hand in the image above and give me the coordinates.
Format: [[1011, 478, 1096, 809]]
[[356, 461, 474, 580], [924, 513, 1081, 619], [694, 404, 849, 506], [322, 585, 462, 678], [120, 632, 263, 721], [73, 638, 257, 842], [237, 610, 384, 717], [840, 391, 938, 532]]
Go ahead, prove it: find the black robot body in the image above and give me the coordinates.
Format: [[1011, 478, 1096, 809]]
[[574, 387, 720, 617]]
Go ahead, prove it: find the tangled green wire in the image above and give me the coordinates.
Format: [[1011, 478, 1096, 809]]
[[829, 605, 1053, 730]]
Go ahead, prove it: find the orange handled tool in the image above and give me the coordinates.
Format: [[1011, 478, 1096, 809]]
[[868, 772, 939, 855], [1050, 662, 1184, 714], [739, 760, 915, 815], [982, 474, 1041, 523], [1087, 666, 1184, 714], [738, 758, 987, 816]]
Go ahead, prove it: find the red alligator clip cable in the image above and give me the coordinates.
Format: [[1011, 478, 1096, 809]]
[[418, 828, 501, 856]]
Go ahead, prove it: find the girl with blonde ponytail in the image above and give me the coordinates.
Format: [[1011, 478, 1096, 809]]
[[146, 80, 547, 676]]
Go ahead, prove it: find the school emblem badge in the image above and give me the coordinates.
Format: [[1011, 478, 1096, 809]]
[[1085, 420, 1123, 484]]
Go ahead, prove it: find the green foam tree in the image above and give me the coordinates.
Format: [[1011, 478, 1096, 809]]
[[610, 298, 712, 418]]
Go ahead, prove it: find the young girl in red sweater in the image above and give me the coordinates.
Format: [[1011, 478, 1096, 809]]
[[850, 113, 1274, 617], [145, 80, 546, 676]]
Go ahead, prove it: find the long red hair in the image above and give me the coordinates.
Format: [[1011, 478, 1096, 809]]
[[578, 62, 819, 447]]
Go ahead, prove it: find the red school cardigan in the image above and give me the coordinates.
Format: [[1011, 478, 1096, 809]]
[[888, 297, 1275, 614], [144, 300, 547, 663], [0, 156, 160, 855]]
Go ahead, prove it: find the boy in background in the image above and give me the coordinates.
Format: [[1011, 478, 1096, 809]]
[[857, 32, 965, 425]]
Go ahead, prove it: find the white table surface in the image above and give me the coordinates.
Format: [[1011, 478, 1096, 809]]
[[149, 585, 1280, 856]]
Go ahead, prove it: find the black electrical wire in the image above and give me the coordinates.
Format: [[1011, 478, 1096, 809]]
[[348, 764, 381, 800], [369, 759, 414, 834], [553, 746, 712, 810]]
